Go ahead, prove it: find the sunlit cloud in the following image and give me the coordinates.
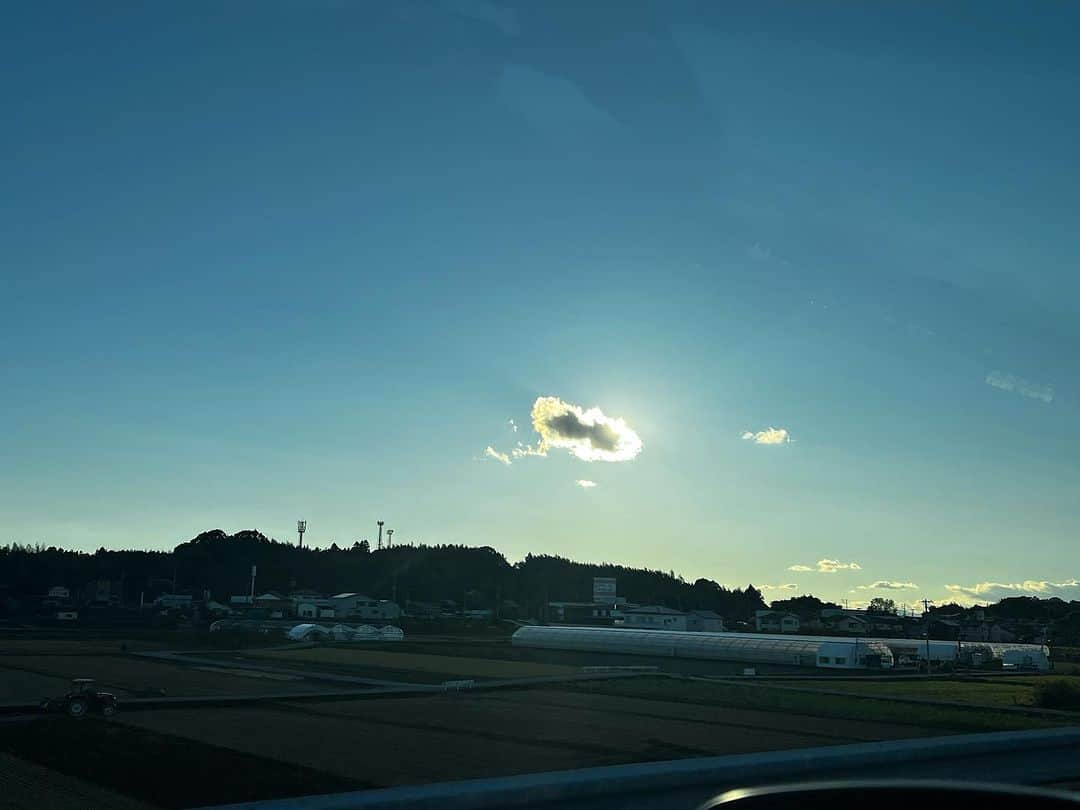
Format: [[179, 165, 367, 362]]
[[742, 427, 791, 445], [760, 583, 799, 591], [985, 370, 1054, 403], [575, 479, 598, 489], [532, 396, 643, 462], [788, 559, 861, 573], [856, 580, 919, 591], [484, 396, 643, 467], [483, 446, 511, 466], [508, 419, 518, 432], [945, 579, 1080, 604]]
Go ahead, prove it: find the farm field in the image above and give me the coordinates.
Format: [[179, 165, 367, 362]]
[[562, 677, 1070, 733], [116, 685, 939, 789], [0, 716, 364, 808], [238, 646, 579, 680], [0, 751, 155, 810], [0, 654, 343, 700], [779, 677, 1080, 707]]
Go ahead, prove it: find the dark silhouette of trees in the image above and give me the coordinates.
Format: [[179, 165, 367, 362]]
[[0, 531, 766, 619]]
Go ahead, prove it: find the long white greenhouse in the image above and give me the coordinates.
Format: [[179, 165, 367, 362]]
[[511, 626, 1051, 671], [512, 625, 895, 669]]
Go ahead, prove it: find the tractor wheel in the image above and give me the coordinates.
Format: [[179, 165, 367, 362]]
[[66, 697, 88, 718], [102, 704, 117, 717]]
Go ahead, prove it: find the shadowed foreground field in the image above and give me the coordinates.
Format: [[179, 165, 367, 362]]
[[0, 717, 366, 808], [114, 686, 940, 792]]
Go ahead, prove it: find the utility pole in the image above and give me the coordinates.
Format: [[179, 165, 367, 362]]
[[386, 528, 394, 548], [921, 598, 934, 677], [297, 520, 307, 549], [250, 565, 257, 602], [377, 521, 384, 550]]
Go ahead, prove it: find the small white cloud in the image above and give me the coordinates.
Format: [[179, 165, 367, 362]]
[[857, 580, 919, 591], [508, 419, 518, 432], [789, 559, 861, 573], [760, 583, 799, 591], [483, 446, 511, 466], [742, 427, 791, 445], [511, 443, 546, 459], [985, 370, 1054, 403], [945, 579, 1080, 604], [575, 479, 598, 488]]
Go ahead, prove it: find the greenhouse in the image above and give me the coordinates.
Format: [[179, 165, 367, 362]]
[[511, 625, 895, 669]]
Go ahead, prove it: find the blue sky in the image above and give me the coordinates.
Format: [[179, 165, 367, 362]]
[[4, 2, 1078, 608]]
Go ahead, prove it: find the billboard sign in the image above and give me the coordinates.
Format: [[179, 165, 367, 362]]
[[593, 577, 617, 604]]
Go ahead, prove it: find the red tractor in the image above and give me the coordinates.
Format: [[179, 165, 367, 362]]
[[41, 678, 119, 718]]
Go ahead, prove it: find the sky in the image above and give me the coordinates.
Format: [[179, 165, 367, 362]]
[[4, 1, 1079, 610]]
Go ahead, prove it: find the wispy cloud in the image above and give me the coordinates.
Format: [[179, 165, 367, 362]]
[[945, 579, 1080, 603], [742, 427, 791, 445], [760, 583, 799, 591], [857, 580, 918, 591], [483, 446, 511, 466], [508, 419, 518, 432], [985, 370, 1054, 403], [788, 559, 861, 573], [484, 396, 643, 466], [575, 479, 598, 489]]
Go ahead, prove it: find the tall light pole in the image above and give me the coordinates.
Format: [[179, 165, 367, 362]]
[[377, 521, 384, 550], [386, 529, 394, 548], [297, 520, 307, 549]]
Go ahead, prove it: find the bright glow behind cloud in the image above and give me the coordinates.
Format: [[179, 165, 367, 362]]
[[742, 427, 791, 445], [531, 396, 643, 462], [481, 396, 643, 468]]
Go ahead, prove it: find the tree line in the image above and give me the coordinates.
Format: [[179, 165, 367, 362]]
[[0, 529, 769, 620]]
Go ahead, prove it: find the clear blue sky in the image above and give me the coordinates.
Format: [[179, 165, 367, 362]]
[[4, 2, 1078, 608]]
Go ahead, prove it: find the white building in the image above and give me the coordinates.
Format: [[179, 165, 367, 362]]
[[623, 605, 690, 630], [329, 593, 401, 621], [687, 610, 725, 632], [296, 600, 337, 619], [754, 610, 801, 633]]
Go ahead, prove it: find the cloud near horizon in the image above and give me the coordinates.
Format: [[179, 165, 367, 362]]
[[788, 559, 861, 573], [945, 579, 1080, 603], [857, 580, 919, 591], [483, 396, 643, 465], [759, 583, 799, 591], [742, 427, 791, 445]]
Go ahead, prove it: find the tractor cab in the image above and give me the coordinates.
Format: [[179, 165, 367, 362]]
[[42, 678, 119, 718]]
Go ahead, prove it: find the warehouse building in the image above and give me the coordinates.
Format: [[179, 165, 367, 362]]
[[512, 625, 895, 669], [512, 626, 1051, 671]]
